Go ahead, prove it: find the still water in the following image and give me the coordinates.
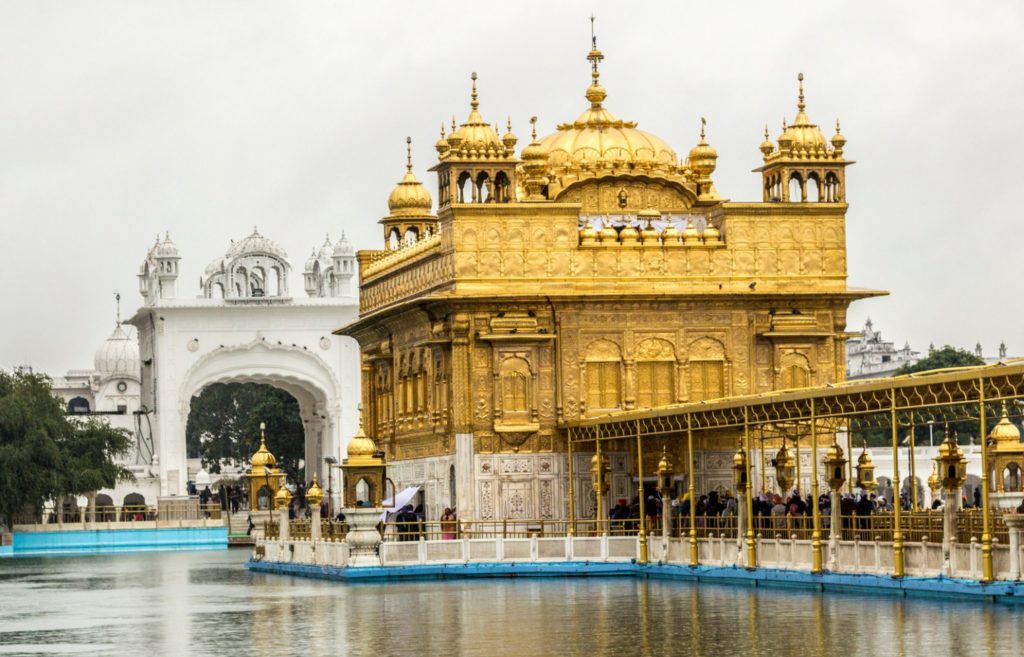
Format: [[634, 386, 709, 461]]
[[0, 549, 1020, 657]]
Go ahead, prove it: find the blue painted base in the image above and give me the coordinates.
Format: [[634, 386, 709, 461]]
[[6, 527, 228, 557], [245, 559, 1024, 604]]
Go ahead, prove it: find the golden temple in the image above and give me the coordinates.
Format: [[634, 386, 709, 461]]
[[337, 32, 884, 522]]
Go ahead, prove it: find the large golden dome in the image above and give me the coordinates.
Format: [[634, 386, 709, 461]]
[[989, 402, 1022, 452], [250, 432, 277, 469], [387, 137, 433, 217], [535, 42, 682, 181]]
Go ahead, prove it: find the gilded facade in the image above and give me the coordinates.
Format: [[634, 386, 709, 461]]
[[338, 37, 883, 522]]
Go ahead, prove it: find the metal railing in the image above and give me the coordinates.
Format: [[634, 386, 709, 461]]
[[26, 503, 222, 524]]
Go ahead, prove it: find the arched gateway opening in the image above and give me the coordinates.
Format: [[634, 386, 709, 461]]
[[158, 337, 348, 500]]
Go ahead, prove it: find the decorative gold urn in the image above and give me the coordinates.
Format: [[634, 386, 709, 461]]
[[824, 440, 847, 492], [855, 442, 876, 492]]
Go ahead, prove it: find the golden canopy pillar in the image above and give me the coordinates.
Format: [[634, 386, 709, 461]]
[[987, 402, 1024, 509], [247, 422, 282, 511]]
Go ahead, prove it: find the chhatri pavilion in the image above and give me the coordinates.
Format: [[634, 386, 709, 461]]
[[337, 35, 882, 523]]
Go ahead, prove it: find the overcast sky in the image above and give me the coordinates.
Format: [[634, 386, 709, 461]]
[[2, 1, 1022, 374]]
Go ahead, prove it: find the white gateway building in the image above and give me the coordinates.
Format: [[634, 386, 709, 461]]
[[127, 229, 361, 501]]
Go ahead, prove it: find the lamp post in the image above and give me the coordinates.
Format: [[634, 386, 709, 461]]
[[935, 427, 967, 576], [306, 474, 324, 542], [656, 446, 674, 545], [731, 441, 748, 565], [323, 456, 337, 521], [591, 446, 610, 536], [823, 440, 847, 570], [773, 436, 795, 495]]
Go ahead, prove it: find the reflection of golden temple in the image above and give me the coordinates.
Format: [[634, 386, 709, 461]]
[[337, 26, 882, 529], [247, 421, 282, 511]]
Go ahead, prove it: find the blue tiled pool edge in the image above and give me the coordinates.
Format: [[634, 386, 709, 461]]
[[245, 559, 1024, 604], [4, 527, 228, 557]]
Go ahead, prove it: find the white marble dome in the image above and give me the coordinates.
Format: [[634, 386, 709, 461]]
[[94, 324, 140, 381]]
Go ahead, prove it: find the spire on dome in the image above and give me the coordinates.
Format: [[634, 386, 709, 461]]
[[470, 72, 479, 111], [797, 72, 806, 113], [405, 136, 413, 173], [585, 15, 607, 107], [115, 291, 121, 325]]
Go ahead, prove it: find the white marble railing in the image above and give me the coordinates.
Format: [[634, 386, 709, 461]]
[[255, 532, 1024, 582]]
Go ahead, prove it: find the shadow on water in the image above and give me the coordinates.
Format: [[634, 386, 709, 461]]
[[0, 550, 1021, 657]]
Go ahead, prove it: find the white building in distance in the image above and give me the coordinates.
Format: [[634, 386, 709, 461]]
[[846, 317, 920, 380]]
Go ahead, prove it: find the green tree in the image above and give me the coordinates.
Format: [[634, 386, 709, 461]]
[[186, 383, 304, 482], [896, 345, 985, 375], [0, 370, 132, 528]]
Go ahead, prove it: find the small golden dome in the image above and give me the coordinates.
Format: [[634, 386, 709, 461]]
[[387, 137, 434, 218], [857, 446, 874, 467], [250, 430, 277, 469], [682, 216, 701, 244], [989, 402, 1022, 451], [346, 421, 378, 458], [502, 117, 518, 149], [305, 474, 324, 508], [759, 125, 774, 156], [831, 119, 846, 152], [446, 73, 505, 158], [927, 461, 941, 492], [435, 123, 450, 156], [598, 221, 618, 243], [687, 118, 718, 177], [619, 223, 639, 244], [658, 446, 674, 474], [732, 446, 746, 469], [777, 74, 828, 154], [274, 485, 292, 510], [580, 218, 599, 244]]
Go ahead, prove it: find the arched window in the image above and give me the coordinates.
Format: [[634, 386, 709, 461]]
[[585, 340, 623, 412], [457, 171, 472, 203], [68, 397, 91, 414], [388, 228, 401, 250], [355, 478, 371, 505], [825, 172, 840, 202], [687, 338, 727, 402], [807, 174, 821, 202], [635, 338, 676, 408], [476, 171, 491, 203], [494, 171, 511, 203], [404, 227, 419, 244], [788, 173, 803, 202], [267, 267, 281, 296], [779, 352, 812, 389]]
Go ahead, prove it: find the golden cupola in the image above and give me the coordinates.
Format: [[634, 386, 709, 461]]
[[430, 73, 519, 208], [381, 137, 437, 249], [532, 33, 691, 206], [988, 402, 1024, 493], [250, 431, 277, 470], [754, 72, 852, 204]]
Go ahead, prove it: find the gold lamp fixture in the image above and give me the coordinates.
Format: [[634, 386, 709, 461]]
[[591, 451, 610, 495], [731, 442, 748, 490], [927, 460, 941, 494], [935, 427, 968, 492], [772, 436, 795, 492], [855, 441, 877, 492], [656, 445, 675, 494], [824, 440, 847, 492], [274, 485, 292, 511]]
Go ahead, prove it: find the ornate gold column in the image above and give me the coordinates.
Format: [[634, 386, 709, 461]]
[[979, 380, 994, 582], [795, 431, 801, 493], [810, 399, 822, 574], [636, 420, 648, 564], [743, 409, 757, 569], [890, 388, 905, 578], [846, 424, 854, 494], [687, 415, 698, 566]]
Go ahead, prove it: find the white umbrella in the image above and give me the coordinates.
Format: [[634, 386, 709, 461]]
[[379, 485, 420, 522]]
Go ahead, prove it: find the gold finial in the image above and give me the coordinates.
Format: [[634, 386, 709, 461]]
[[470, 72, 479, 110], [530, 115, 537, 141], [440, 122, 445, 139], [835, 119, 841, 134], [259, 421, 266, 444], [587, 14, 604, 83], [114, 291, 121, 325], [451, 116, 457, 132], [507, 116, 512, 133], [405, 136, 413, 173], [765, 124, 769, 140], [700, 117, 707, 142], [782, 117, 787, 130], [797, 72, 806, 112]]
